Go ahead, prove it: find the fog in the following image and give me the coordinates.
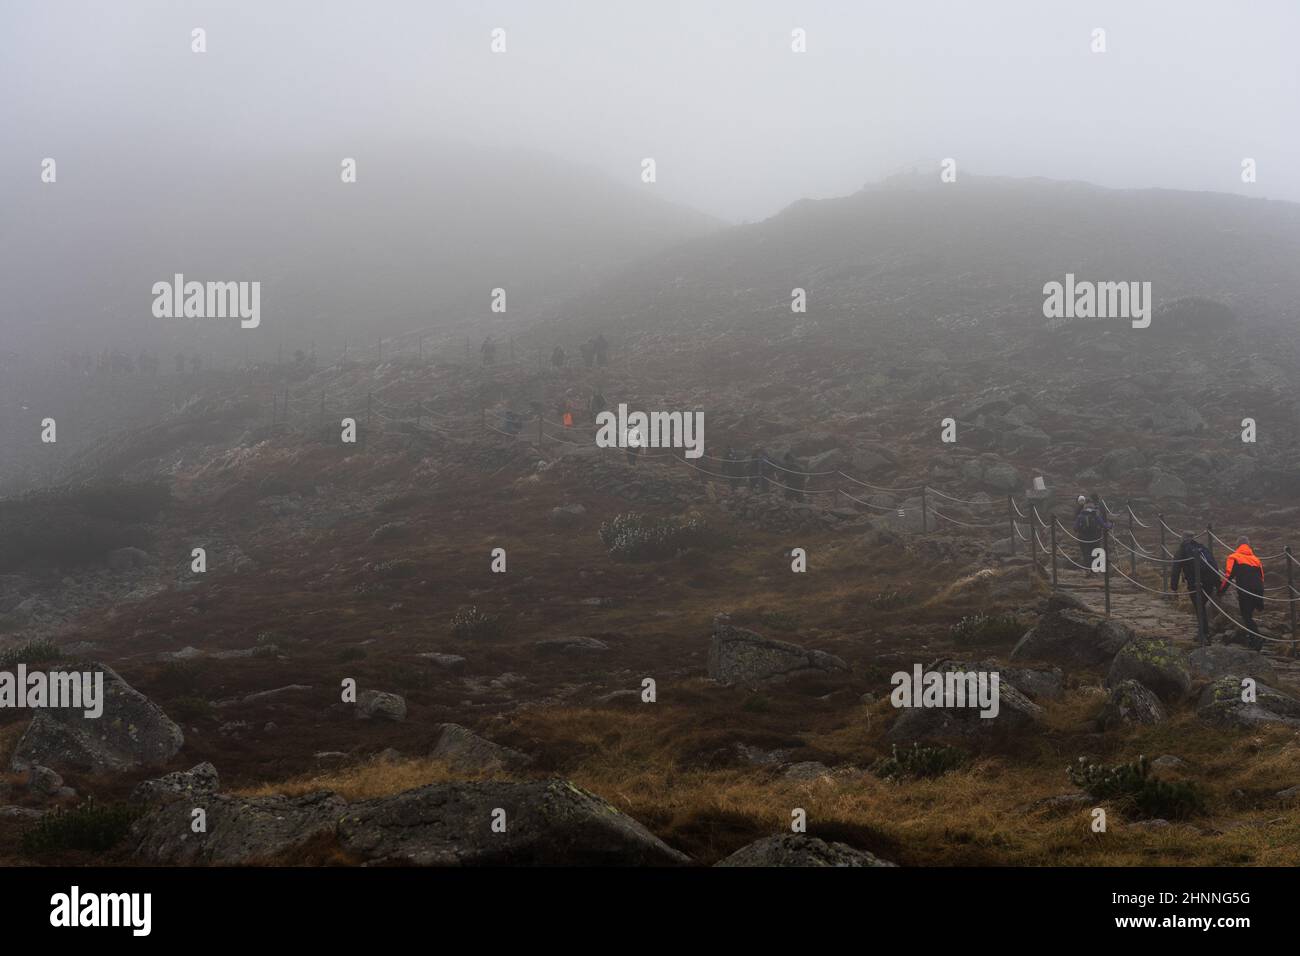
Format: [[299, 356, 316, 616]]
[[2, 0, 1297, 355]]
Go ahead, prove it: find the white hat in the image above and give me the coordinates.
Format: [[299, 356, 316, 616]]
[[1077, 495, 1086, 505]]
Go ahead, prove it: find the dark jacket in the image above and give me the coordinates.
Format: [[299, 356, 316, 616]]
[[1169, 539, 1217, 593], [1073, 505, 1112, 542]]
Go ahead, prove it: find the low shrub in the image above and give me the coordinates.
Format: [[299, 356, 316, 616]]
[[598, 512, 720, 561], [950, 613, 1023, 647], [0, 639, 64, 669], [872, 742, 967, 780], [21, 800, 142, 856], [451, 606, 504, 640], [1067, 756, 1206, 820]]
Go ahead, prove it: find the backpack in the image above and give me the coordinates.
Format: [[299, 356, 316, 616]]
[[1078, 507, 1103, 536]]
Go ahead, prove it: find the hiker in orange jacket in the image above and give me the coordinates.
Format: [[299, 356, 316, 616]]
[[1219, 537, 1265, 650]]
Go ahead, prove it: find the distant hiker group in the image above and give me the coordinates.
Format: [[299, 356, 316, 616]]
[[1075, 493, 1269, 650], [719, 448, 806, 501]]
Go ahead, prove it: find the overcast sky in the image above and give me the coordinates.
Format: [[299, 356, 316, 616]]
[[3, 0, 1298, 224]]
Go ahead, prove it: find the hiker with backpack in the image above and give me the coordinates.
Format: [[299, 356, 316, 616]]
[[1219, 537, 1266, 651], [1169, 531, 1218, 644], [1073, 497, 1112, 570]]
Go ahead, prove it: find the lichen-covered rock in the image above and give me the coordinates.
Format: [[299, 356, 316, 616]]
[[1098, 679, 1166, 730], [10, 662, 183, 774], [131, 762, 220, 806], [1011, 609, 1132, 668], [355, 689, 406, 722], [130, 791, 345, 865], [1197, 676, 1300, 729], [430, 723, 532, 772], [707, 622, 848, 686], [130, 779, 688, 866], [1105, 636, 1190, 703], [716, 834, 896, 867]]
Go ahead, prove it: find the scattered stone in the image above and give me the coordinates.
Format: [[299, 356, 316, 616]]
[[781, 761, 832, 781], [1098, 679, 1166, 730], [131, 762, 220, 806], [418, 652, 467, 670], [356, 690, 407, 722], [430, 723, 532, 772], [9, 662, 184, 774], [1187, 645, 1278, 685], [1011, 609, 1132, 668], [107, 547, 154, 571], [707, 620, 849, 687], [549, 504, 587, 528], [1197, 676, 1300, 729], [716, 834, 896, 867], [1105, 636, 1190, 703], [534, 636, 609, 654]]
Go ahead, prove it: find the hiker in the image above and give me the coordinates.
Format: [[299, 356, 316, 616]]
[[589, 389, 606, 421], [551, 345, 566, 368], [1169, 531, 1218, 644], [579, 340, 595, 368], [1073, 497, 1111, 570], [480, 337, 496, 366], [593, 333, 609, 367], [782, 452, 805, 502], [1219, 537, 1265, 650]]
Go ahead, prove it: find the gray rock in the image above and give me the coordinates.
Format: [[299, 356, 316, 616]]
[[356, 690, 406, 722], [549, 504, 587, 528], [981, 462, 1022, 493], [1100, 448, 1145, 479], [1098, 679, 1167, 730], [334, 780, 689, 866], [26, 764, 64, 796], [534, 636, 609, 654], [781, 761, 832, 781], [131, 791, 346, 865], [418, 652, 468, 670], [1011, 609, 1132, 668], [1002, 666, 1064, 702], [707, 622, 849, 686], [131, 762, 220, 806], [10, 662, 184, 774], [887, 661, 1043, 744], [716, 834, 896, 867], [1197, 676, 1300, 729], [430, 723, 532, 772], [1187, 645, 1278, 685], [1105, 636, 1190, 703]]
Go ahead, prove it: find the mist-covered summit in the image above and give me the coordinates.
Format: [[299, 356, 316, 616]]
[[543, 174, 1300, 341]]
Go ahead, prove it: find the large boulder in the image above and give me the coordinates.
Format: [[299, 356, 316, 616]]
[[1105, 636, 1191, 703], [707, 622, 848, 686], [430, 723, 532, 772], [1098, 679, 1166, 730], [1187, 645, 1278, 685], [1147, 471, 1187, 500], [10, 662, 184, 774], [1197, 676, 1300, 730], [1011, 610, 1132, 669], [716, 834, 896, 867], [131, 780, 688, 866], [131, 791, 346, 864], [887, 660, 1044, 744], [336, 780, 688, 866]]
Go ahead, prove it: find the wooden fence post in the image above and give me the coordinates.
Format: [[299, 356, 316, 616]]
[[1050, 518, 1058, 588], [920, 487, 928, 533], [1007, 495, 1015, 555], [1103, 527, 1111, 616]]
